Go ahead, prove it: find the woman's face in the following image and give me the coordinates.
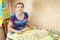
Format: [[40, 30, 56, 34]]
[[16, 4, 24, 13]]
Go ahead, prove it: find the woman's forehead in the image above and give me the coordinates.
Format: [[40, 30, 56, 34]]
[[17, 4, 23, 7]]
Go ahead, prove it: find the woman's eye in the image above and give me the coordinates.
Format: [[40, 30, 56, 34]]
[[20, 6, 23, 8], [17, 6, 23, 8], [18, 6, 20, 8]]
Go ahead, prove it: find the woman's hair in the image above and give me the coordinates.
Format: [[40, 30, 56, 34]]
[[15, 3, 24, 8]]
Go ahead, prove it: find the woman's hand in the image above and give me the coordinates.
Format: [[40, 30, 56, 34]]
[[16, 30, 24, 34], [16, 27, 32, 34], [21, 27, 32, 32]]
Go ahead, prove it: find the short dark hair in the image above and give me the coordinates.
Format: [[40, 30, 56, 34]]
[[15, 3, 24, 8]]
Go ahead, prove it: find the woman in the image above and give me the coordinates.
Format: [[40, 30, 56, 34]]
[[6, 2, 33, 40], [6, 2, 49, 40]]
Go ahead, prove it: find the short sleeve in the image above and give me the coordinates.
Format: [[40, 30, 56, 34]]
[[9, 14, 16, 22], [24, 12, 28, 19]]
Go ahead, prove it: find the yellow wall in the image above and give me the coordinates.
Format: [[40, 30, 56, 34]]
[[30, 0, 60, 31]]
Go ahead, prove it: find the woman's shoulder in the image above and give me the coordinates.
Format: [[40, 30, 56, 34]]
[[10, 13, 16, 18], [24, 12, 27, 13], [24, 12, 28, 16], [24, 12, 28, 19]]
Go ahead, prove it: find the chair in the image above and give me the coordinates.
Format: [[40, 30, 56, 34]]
[[2, 18, 10, 39]]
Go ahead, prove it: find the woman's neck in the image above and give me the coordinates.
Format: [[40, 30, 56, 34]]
[[15, 12, 24, 20], [16, 12, 23, 16]]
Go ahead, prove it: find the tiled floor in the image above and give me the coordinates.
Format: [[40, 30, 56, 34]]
[[0, 27, 5, 40]]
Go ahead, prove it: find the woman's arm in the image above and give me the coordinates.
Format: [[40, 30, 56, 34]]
[[21, 19, 37, 32], [26, 19, 33, 28], [8, 21, 23, 34], [26, 19, 37, 29]]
